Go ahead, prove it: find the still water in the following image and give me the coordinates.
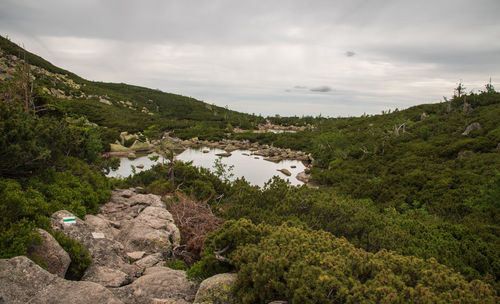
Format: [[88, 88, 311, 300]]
[[106, 148, 306, 187]]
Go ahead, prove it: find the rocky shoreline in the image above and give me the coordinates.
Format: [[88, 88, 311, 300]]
[[155, 134, 314, 164], [107, 133, 313, 165], [0, 189, 238, 304]]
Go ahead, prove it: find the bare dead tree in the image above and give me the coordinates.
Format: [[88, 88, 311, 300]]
[[455, 81, 466, 98], [394, 122, 407, 136]]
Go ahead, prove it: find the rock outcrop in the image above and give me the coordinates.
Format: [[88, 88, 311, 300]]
[[82, 265, 130, 288], [112, 266, 197, 304], [194, 273, 237, 304], [2, 189, 249, 304], [462, 122, 482, 135], [51, 210, 141, 282], [118, 206, 180, 254], [0, 256, 123, 304], [27, 228, 71, 278]]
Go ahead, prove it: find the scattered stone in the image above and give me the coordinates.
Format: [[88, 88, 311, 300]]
[[194, 273, 237, 304], [290, 165, 296, 168], [296, 171, 311, 183], [224, 145, 238, 152], [99, 98, 112, 105], [127, 251, 146, 261], [202, 149, 210, 153], [254, 157, 260, 159], [215, 152, 232, 157], [0, 256, 123, 304], [136, 164, 144, 169], [462, 122, 482, 135], [135, 253, 164, 269], [127, 152, 137, 159], [277, 168, 291, 176], [242, 153, 250, 156], [264, 156, 282, 163], [27, 228, 70, 278]]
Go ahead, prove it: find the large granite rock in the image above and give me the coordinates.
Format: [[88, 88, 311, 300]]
[[100, 188, 166, 223], [28, 228, 70, 278], [82, 265, 130, 288], [110, 143, 132, 152], [194, 273, 237, 304], [130, 140, 152, 152], [85, 214, 120, 240], [112, 267, 197, 304], [134, 252, 164, 269], [0, 256, 123, 304], [118, 206, 180, 255]]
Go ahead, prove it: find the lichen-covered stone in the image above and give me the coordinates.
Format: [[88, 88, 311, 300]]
[[194, 273, 237, 304], [130, 140, 152, 152], [110, 143, 132, 152]]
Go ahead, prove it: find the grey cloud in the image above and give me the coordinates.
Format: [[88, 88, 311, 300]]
[[0, 0, 499, 117], [310, 86, 332, 93]]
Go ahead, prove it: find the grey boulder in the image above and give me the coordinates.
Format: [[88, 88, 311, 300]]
[[112, 266, 197, 304], [0, 256, 123, 304], [28, 228, 70, 278], [194, 273, 237, 304]]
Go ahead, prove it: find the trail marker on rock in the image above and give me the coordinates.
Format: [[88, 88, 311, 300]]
[[62, 216, 76, 225]]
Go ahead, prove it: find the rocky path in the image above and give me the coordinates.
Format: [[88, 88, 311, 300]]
[[0, 189, 237, 304]]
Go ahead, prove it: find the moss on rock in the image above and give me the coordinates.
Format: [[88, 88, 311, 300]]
[[194, 273, 237, 304]]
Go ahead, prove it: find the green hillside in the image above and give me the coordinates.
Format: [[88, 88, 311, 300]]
[[0, 35, 264, 141]]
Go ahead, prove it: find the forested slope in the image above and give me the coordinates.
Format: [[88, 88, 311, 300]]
[[0, 36, 264, 141]]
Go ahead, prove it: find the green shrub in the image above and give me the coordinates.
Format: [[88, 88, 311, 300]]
[[146, 179, 174, 195], [186, 255, 233, 282], [0, 219, 41, 259], [164, 259, 188, 270], [53, 231, 91, 280], [204, 219, 498, 304]]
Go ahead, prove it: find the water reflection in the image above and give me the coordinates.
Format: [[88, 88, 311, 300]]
[[107, 148, 306, 187]]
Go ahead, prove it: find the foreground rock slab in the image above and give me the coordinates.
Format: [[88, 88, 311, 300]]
[[0, 256, 123, 304], [27, 228, 70, 278], [112, 266, 197, 304]]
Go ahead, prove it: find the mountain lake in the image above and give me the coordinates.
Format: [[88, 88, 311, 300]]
[[106, 147, 307, 187]]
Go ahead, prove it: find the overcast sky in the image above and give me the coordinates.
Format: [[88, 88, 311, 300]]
[[1, 0, 499, 117]]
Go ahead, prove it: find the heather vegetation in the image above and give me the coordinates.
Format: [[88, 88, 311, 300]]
[[1, 35, 499, 302]]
